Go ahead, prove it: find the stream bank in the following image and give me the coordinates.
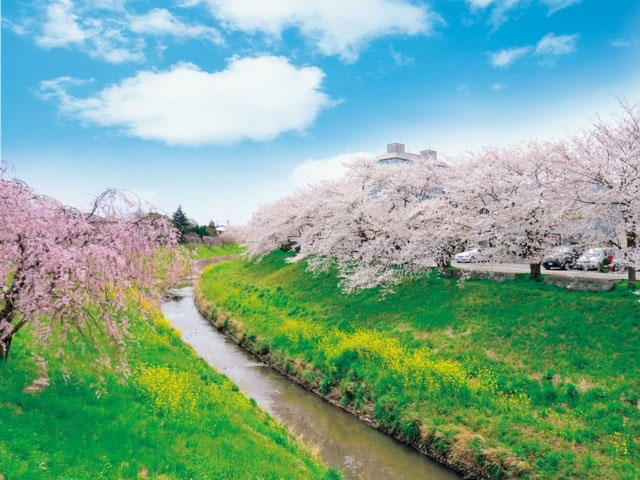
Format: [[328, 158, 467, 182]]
[[163, 284, 461, 480]]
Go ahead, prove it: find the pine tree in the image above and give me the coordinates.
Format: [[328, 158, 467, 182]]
[[172, 205, 189, 244]]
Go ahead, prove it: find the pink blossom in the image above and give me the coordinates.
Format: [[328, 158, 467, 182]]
[[0, 174, 184, 362]]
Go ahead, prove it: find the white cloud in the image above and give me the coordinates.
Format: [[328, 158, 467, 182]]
[[36, 0, 86, 47], [14, 0, 223, 63], [489, 46, 531, 68], [90, 0, 127, 10], [466, 0, 522, 27], [390, 47, 414, 67], [39, 56, 333, 146], [466, 0, 580, 27], [540, 0, 581, 15], [90, 37, 144, 62], [534, 33, 579, 61], [291, 152, 372, 187], [33, 0, 144, 62], [610, 38, 631, 48], [489, 33, 578, 68], [466, 0, 494, 8], [492, 82, 506, 91], [128, 8, 223, 44], [82, 18, 146, 62], [195, 0, 438, 62], [2, 17, 32, 36]]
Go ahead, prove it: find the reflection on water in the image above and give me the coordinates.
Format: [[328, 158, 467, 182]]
[[161, 286, 460, 480]]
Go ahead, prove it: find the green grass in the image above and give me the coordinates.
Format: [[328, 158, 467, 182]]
[[0, 297, 339, 480], [189, 243, 245, 260], [198, 251, 640, 480]]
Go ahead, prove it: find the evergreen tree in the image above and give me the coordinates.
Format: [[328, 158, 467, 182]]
[[172, 205, 189, 244], [193, 225, 208, 238]]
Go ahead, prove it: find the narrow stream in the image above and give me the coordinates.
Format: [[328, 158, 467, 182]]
[[162, 286, 460, 480]]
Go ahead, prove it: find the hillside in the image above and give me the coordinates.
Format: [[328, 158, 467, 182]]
[[0, 296, 339, 480], [198, 251, 640, 480]]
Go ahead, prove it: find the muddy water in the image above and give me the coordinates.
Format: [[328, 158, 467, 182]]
[[161, 286, 460, 480]]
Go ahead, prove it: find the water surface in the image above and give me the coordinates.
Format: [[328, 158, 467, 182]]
[[162, 286, 460, 480]]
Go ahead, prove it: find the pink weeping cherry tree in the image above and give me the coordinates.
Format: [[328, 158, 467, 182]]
[[0, 170, 183, 361]]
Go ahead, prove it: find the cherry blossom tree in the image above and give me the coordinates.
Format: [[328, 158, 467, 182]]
[[554, 100, 640, 287], [292, 165, 412, 292], [242, 102, 639, 291], [243, 185, 329, 259], [403, 194, 470, 270], [449, 142, 566, 279], [0, 171, 182, 361], [246, 156, 450, 291]]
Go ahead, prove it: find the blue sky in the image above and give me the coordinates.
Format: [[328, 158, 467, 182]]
[[2, 0, 640, 224]]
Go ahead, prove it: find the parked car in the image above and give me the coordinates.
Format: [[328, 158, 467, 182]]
[[542, 245, 579, 270], [454, 248, 493, 263], [575, 247, 608, 271]]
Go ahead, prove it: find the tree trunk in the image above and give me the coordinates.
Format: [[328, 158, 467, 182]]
[[0, 318, 15, 361], [529, 262, 542, 280], [1, 332, 12, 362], [1, 336, 12, 361], [628, 267, 637, 289], [628, 231, 637, 289]]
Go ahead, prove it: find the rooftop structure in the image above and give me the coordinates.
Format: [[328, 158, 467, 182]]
[[374, 143, 437, 165]]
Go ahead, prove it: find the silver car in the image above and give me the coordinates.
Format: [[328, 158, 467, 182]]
[[455, 248, 481, 263], [576, 247, 607, 271]]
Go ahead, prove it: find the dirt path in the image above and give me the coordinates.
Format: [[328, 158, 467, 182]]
[[195, 254, 242, 271]]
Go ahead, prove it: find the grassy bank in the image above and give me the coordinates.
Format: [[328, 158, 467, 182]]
[[198, 251, 640, 480], [0, 296, 339, 480], [189, 243, 245, 260]]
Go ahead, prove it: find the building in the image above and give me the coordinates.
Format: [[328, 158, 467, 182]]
[[374, 143, 437, 165]]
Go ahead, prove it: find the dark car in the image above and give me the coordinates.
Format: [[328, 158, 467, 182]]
[[543, 245, 579, 270]]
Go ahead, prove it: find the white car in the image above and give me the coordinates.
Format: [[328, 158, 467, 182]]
[[575, 247, 607, 271], [455, 248, 481, 263]]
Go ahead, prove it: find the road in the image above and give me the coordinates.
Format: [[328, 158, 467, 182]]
[[452, 261, 627, 280]]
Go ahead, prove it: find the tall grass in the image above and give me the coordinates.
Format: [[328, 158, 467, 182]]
[[198, 251, 640, 480]]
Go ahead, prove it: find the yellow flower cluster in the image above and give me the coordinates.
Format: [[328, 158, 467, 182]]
[[137, 296, 164, 324], [500, 391, 531, 410], [281, 318, 325, 344], [470, 367, 499, 394], [205, 382, 252, 413], [278, 319, 473, 394], [136, 294, 182, 339], [235, 290, 505, 401], [136, 366, 200, 417], [610, 431, 629, 458]]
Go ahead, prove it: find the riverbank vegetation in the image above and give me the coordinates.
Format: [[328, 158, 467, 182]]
[[198, 252, 640, 480], [0, 298, 340, 480], [190, 243, 245, 260]]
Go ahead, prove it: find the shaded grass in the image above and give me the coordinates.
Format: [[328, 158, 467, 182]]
[[198, 251, 640, 480], [0, 298, 339, 480]]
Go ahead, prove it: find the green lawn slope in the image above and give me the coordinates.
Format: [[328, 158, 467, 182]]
[[0, 296, 339, 480], [189, 243, 245, 260], [197, 251, 640, 480]]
